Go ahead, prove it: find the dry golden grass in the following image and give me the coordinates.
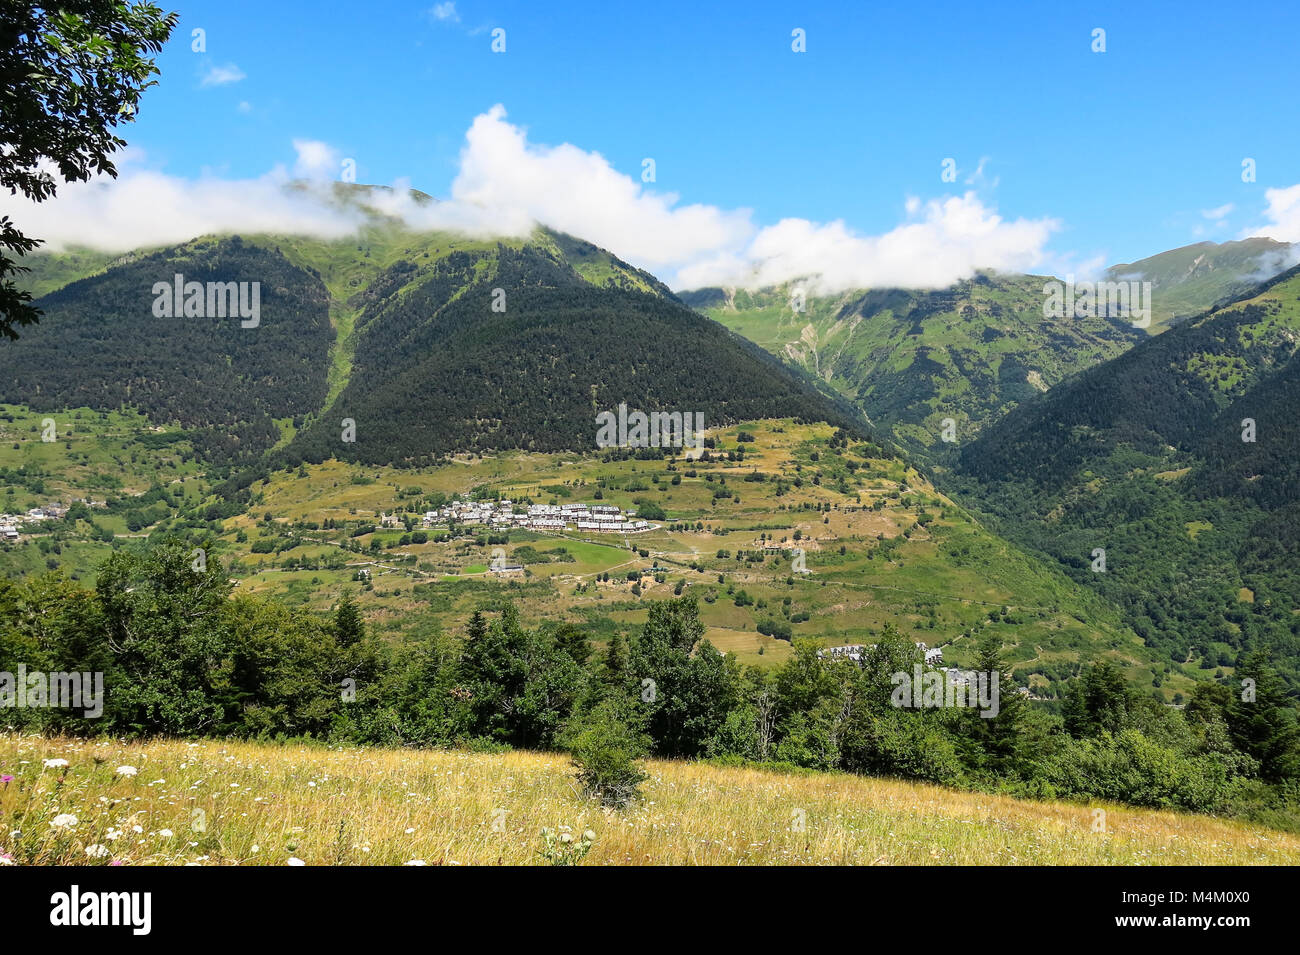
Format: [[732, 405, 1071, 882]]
[[2, 733, 1295, 866]]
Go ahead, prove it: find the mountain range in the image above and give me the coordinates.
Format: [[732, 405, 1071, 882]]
[[5, 182, 1300, 693]]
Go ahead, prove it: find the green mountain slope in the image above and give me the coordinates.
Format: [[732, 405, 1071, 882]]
[[1, 188, 865, 468], [1108, 237, 1297, 332], [954, 265, 1300, 686], [681, 274, 1143, 462], [283, 242, 868, 466], [0, 236, 334, 465], [0, 191, 1194, 700]]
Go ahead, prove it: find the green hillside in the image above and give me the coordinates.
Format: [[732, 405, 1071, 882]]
[[954, 265, 1300, 687], [0, 236, 334, 465], [1108, 237, 1297, 332], [682, 274, 1142, 462], [282, 243, 866, 467], [5, 184, 858, 469], [5, 191, 1281, 703], [0, 408, 1176, 702]]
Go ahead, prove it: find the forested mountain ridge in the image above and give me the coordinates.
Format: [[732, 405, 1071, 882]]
[[0, 236, 334, 465], [10, 183, 678, 308], [953, 265, 1300, 688], [1, 187, 867, 468], [283, 242, 871, 466], [680, 239, 1298, 466]]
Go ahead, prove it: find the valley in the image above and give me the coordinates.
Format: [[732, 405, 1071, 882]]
[[2, 0, 1297, 892], [3, 192, 1299, 854], [0, 408, 1171, 698]]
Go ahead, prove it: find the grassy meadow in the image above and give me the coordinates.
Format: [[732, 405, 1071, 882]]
[[3, 733, 1296, 866]]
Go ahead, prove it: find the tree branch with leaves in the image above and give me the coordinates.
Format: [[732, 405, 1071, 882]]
[[0, 0, 177, 339]]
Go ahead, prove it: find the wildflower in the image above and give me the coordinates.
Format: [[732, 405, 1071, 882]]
[[287, 857, 306, 866], [115, 765, 138, 777], [85, 844, 110, 858], [158, 829, 174, 838], [404, 860, 427, 866], [42, 759, 69, 769], [50, 814, 78, 828], [1, 775, 13, 784]]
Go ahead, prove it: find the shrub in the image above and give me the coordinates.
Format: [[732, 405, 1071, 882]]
[[773, 712, 839, 771], [563, 700, 649, 808], [1043, 729, 1232, 811], [840, 711, 965, 785], [707, 704, 761, 760]]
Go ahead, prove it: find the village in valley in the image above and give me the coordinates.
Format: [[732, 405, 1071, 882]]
[[0, 502, 70, 543], [416, 499, 655, 536], [816, 641, 1029, 698]]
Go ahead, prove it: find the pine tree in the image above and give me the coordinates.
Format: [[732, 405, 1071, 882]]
[[967, 635, 1024, 775], [334, 593, 364, 648], [1062, 659, 1131, 737], [603, 631, 628, 687], [1227, 649, 1300, 781], [553, 624, 591, 667], [466, 610, 487, 644]]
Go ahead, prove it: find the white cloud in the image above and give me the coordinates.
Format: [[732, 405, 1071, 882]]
[[1201, 202, 1234, 221], [200, 62, 246, 87], [0, 104, 1062, 291], [1246, 184, 1300, 243], [292, 139, 342, 180], [429, 2, 460, 22], [436, 105, 754, 268], [678, 194, 1058, 292], [0, 155, 361, 252]]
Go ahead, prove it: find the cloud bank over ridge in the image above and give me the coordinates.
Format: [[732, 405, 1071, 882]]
[[8, 104, 1291, 292]]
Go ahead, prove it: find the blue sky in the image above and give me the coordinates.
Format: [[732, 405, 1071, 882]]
[[24, 0, 1300, 288]]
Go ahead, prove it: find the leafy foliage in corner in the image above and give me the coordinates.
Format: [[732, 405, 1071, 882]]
[[0, 1, 178, 338]]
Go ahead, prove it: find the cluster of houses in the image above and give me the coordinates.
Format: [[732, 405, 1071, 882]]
[[0, 503, 69, 542], [422, 499, 654, 534], [818, 640, 1031, 695], [819, 641, 945, 666]]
